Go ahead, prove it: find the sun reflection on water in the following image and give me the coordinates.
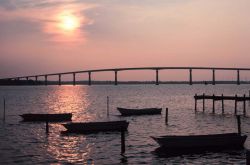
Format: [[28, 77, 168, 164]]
[[44, 86, 97, 164]]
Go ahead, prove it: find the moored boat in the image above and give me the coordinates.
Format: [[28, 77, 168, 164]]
[[152, 133, 247, 150], [20, 113, 72, 122], [117, 107, 162, 116], [62, 120, 129, 133]]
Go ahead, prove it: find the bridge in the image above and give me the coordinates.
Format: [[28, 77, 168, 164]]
[[1, 67, 250, 85]]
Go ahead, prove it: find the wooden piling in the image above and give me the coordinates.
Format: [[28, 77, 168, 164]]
[[165, 108, 168, 124], [46, 120, 49, 134], [107, 96, 109, 116], [221, 94, 224, 114], [236, 115, 241, 135], [195, 94, 197, 112], [244, 94, 246, 116], [235, 94, 238, 115], [3, 98, 5, 122], [202, 93, 205, 112], [212, 94, 215, 114], [121, 130, 125, 154]]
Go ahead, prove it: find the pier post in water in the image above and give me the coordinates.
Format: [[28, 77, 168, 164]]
[[121, 130, 125, 154], [46, 119, 49, 134], [88, 72, 91, 85], [237, 70, 240, 85], [212, 94, 215, 114], [189, 69, 192, 85], [194, 94, 197, 112], [243, 94, 246, 116], [107, 96, 109, 116], [73, 73, 76, 85], [114, 71, 118, 85], [212, 69, 215, 85], [235, 94, 238, 115], [165, 108, 168, 124], [236, 115, 241, 135], [156, 69, 159, 85], [202, 93, 205, 112], [221, 94, 224, 114]]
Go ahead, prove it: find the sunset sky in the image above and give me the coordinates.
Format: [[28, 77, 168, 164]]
[[1, 0, 250, 81]]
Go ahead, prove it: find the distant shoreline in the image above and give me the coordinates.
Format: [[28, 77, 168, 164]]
[[0, 79, 250, 85]]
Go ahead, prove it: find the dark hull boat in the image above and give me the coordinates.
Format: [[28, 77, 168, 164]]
[[152, 133, 247, 150], [117, 107, 162, 116], [20, 113, 72, 122], [62, 120, 129, 133]]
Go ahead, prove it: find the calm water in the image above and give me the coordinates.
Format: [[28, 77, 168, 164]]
[[0, 85, 250, 164]]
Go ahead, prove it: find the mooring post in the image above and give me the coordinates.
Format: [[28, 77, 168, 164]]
[[202, 93, 205, 112], [237, 69, 240, 85], [58, 74, 61, 85], [212, 69, 215, 85], [45, 75, 48, 86], [156, 69, 159, 85], [243, 94, 246, 116], [235, 94, 238, 115], [189, 69, 192, 85], [165, 108, 168, 124], [46, 118, 49, 134], [73, 73, 76, 85], [212, 94, 215, 114], [88, 72, 91, 85], [236, 115, 241, 135], [107, 96, 109, 116], [221, 94, 224, 114], [3, 98, 5, 122], [195, 94, 197, 112], [249, 90, 250, 103], [121, 130, 125, 154], [114, 71, 118, 85]]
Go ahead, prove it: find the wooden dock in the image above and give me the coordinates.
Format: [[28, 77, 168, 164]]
[[194, 93, 250, 115]]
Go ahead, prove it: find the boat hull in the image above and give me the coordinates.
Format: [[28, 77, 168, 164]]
[[63, 120, 129, 133], [20, 113, 72, 122], [152, 133, 247, 150], [117, 107, 162, 116]]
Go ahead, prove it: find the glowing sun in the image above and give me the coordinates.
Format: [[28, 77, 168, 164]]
[[59, 14, 80, 31]]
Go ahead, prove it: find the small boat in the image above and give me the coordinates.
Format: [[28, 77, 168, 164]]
[[117, 107, 162, 116], [62, 120, 129, 133], [20, 113, 72, 122], [152, 133, 247, 150]]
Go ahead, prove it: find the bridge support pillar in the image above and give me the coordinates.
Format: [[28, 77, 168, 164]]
[[58, 74, 61, 85], [88, 72, 91, 85], [212, 69, 215, 85], [115, 71, 118, 85], [237, 70, 240, 85], [156, 69, 159, 85], [73, 73, 76, 85], [35, 76, 38, 85], [45, 75, 48, 86], [26, 77, 29, 81], [189, 69, 192, 85]]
